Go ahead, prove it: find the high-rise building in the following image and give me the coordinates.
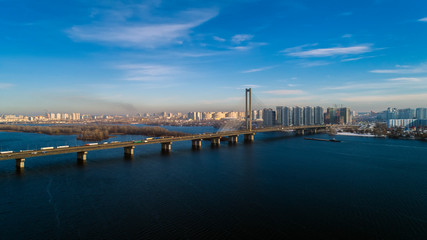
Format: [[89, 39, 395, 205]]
[[283, 107, 293, 126], [386, 107, 397, 120], [397, 108, 415, 119], [325, 107, 352, 124], [276, 106, 284, 126], [416, 108, 427, 120], [314, 106, 324, 125], [303, 106, 314, 126], [262, 108, 276, 127], [293, 106, 303, 126], [187, 112, 201, 120]]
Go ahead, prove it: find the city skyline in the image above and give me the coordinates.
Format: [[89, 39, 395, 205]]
[[1, 0, 427, 114]]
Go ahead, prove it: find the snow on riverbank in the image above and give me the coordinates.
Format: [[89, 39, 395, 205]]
[[336, 132, 375, 137]]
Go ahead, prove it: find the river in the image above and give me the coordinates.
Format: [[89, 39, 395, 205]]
[[0, 127, 426, 239]]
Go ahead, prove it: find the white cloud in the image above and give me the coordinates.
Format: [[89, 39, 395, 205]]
[[228, 42, 267, 51], [117, 64, 181, 81], [342, 34, 352, 38], [0, 83, 13, 89], [342, 93, 427, 103], [280, 43, 318, 53], [370, 63, 427, 74], [213, 36, 226, 42], [263, 89, 304, 95], [323, 78, 427, 91], [418, 17, 427, 22], [285, 44, 373, 58], [388, 77, 425, 82], [67, 8, 218, 48], [241, 66, 275, 73], [231, 34, 254, 44]]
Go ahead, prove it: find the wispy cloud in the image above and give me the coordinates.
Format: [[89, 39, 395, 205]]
[[0, 83, 13, 89], [67, 8, 218, 48], [342, 34, 352, 38], [388, 77, 425, 82], [117, 64, 181, 81], [241, 66, 275, 73], [340, 56, 376, 62], [370, 63, 427, 74], [323, 78, 427, 91], [263, 89, 304, 95], [231, 34, 253, 44], [418, 17, 427, 22], [284, 44, 373, 58], [228, 42, 267, 51], [342, 93, 427, 103], [213, 36, 226, 42]]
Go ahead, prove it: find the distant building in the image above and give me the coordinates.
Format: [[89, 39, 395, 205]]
[[325, 107, 352, 124], [386, 107, 398, 120], [303, 106, 314, 126], [187, 112, 201, 120], [293, 106, 303, 126], [283, 107, 293, 126], [276, 106, 284, 126], [416, 108, 427, 120], [397, 108, 415, 119], [262, 108, 276, 127], [387, 119, 417, 128], [314, 106, 324, 125]]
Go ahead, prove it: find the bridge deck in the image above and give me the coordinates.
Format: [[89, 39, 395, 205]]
[[0, 125, 326, 161]]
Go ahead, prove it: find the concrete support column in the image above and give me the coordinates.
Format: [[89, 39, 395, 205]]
[[16, 158, 25, 170], [313, 129, 317, 134], [161, 142, 172, 153], [124, 146, 135, 158], [244, 133, 254, 143], [77, 151, 87, 163], [192, 139, 202, 150], [229, 135, 238, 144], [211, 138, 221, 147], [296, 129, 305, 135]]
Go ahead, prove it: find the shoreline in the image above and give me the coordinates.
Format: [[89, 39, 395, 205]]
[[336, 132, 375, 137]]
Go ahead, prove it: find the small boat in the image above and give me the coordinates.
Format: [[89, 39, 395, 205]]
[[304, 137, 342, 142]]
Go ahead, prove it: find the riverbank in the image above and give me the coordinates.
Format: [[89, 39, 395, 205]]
[[0, 124, 192, 141]]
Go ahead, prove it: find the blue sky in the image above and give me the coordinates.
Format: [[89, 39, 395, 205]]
[[1, 0, 427, 114]]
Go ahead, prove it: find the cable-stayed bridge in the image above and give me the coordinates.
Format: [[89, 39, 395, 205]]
[[1, 88, 328, 171]]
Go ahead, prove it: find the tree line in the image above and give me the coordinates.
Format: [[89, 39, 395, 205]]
[[0, 124, 192, 141]]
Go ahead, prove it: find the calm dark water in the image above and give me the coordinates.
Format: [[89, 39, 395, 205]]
[[0, 128, 426, 239]]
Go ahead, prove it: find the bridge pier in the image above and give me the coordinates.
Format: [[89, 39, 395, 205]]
[[244, 133, 254, 143], [211, 137, 221, 147], [124, 146, 135, 159], [77, 151, 87, 163], [16, 158, 25, 170], [192, 139, 202, 150], [161, 142, 172, 153], [296, 129, 305, 136], [228, 135, 238, 145]]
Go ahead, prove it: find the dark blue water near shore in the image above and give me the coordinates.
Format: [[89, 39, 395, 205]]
[[0, 128, 426, 239]]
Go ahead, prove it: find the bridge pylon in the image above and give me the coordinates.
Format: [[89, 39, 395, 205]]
[[245, 88, 252, 131]]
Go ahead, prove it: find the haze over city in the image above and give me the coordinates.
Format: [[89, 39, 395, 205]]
[[1, 0, 427, 114]]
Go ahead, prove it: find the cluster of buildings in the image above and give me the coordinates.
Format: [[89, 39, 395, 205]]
[[261, 106, 352, 127], [0, 113, 89, 123], [376, 108, 427, 128]]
